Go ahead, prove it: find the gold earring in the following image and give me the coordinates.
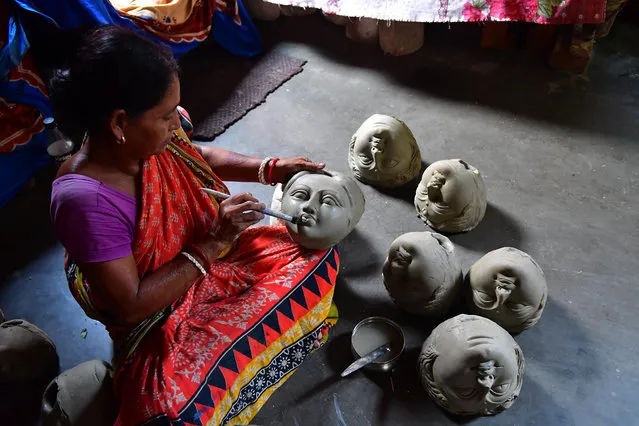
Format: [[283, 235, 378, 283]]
[[117, 136, 126, 145]]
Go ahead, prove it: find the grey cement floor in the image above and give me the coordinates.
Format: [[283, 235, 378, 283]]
[[1, 16, 638, 426]]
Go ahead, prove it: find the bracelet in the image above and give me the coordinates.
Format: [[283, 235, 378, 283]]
[[267, 158, 280, 186], [258, 157, 274, 185], [180, 251, 207, 276], [188, 244, 211, 271]]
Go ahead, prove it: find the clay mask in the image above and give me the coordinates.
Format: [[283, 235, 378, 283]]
[[418, 314, 524, 416], [0, 320, 59, 383], [349, 114, 421, 188], [466, 247, 547, 333], [414, 159, 487, 233], [281, 171, 365, 250], [42, 360, 117, 426], [383, 232, 462, 316]]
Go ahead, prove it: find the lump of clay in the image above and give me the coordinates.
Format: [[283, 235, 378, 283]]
[[281, 170, 365, 250], [383, 232, 462, 316], [414, 159, 487, 233], [349, 114, 421, 188], [42, 360, 117, 426], [466, 247, 547, 333], [418, 314, 524, 416], [0, 319, 59, 383]]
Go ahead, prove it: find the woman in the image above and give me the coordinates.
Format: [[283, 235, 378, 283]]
[[49, 26, 338, 425]]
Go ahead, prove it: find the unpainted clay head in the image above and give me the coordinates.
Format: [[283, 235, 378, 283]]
[[383, 232, 462, 316], [414, 159, 487, 233], [349, 114, 421, 188], [281, 170, 365, 250], [269, 183, 285, 226], [418, 314, 524, 416], [466, 247, 547, 333], [42, 360, 118, 426], [0, 319, 59, 383]]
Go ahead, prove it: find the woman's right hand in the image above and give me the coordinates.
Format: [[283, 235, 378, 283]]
[[211, 193, 265, 245]]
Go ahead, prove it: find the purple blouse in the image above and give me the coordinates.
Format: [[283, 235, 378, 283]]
[[50, 174, 137, 263]]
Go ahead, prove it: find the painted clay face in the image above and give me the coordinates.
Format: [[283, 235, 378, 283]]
[[414, 159, 487, 233], [418, 314, 524, 416], [42, 360, 117, 426], [349, 114, 421, 188], [383, 232, 462, 316], [281, 171, 365, 250], [0, 320, 58, 383], [466, 247, 547, 333]]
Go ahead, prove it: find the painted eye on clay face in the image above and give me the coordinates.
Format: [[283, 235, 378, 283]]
[[453, 387, 478, 399], [290, 189, 310, 201], [321, 194, 342, 207], [491, 383, 510, 395], [474, 290, 496, 307], [358, 154, 373, 166]]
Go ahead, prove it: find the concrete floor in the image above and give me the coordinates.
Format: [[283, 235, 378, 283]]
[[1, 16, 638, 426]]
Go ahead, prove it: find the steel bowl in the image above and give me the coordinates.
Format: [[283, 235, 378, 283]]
[[350, 316, 405, 373]]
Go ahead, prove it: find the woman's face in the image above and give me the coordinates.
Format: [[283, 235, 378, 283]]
[[123, 76, 182, 159], [281, 174, 352, 249]]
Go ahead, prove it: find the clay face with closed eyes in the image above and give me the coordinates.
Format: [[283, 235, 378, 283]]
[[382, 232, 462, 316], [418, 314, 524, 416], [415, 159, 487, 233], [467, 247, 547, 333], [349, 114, 421, 188], [281, 171, 365, 250]]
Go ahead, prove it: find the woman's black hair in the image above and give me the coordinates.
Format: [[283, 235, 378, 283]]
[[49, 25, 180, 141]]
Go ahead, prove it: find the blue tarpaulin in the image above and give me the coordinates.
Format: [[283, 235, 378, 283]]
[[0, 0, 261, 208]]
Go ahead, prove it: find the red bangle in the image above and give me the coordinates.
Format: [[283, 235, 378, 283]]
[[267, 158, 280, 186], [188, 244, 211, 272]]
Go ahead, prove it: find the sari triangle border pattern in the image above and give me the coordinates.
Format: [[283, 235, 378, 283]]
[[146, 248, 337, 426]]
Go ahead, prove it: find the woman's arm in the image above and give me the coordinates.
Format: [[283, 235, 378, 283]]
[[77, 193, 265, 326], [79, 239, 229, 325], [196, 145, 262, 182], [195, 145, 325, 183]]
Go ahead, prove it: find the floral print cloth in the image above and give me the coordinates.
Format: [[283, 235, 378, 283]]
[[268, 0, 607, 24]]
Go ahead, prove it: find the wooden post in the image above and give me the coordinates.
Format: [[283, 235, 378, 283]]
[[481, 22, 515, 49], [345, 18, 379, 43], [243, 0, 281, 21], [323, 12, 349, 26], [526, 24, 558, 56], [280, 6, 317, 16], [379, 21, 425, 56]]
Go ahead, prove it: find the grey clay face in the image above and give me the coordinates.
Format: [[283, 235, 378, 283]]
[[42, 360, 117, 426], [415, 159, 487, 233], [419, 314, 524, 416], [281, 171, 365, 250], [349, 114, 421, 188], [383, 232, 462, 316], [467, 247, 547, 333], [0, 319, 58, 384]]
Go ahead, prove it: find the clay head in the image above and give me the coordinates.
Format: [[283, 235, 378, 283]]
[[281, 170, 365, 249], [466, 247, 547, 333], [349, 114, 421, 188], [414, 159, 487, 233], [0, 319, 59, 383], [383, 232, 462, 316], [418, 314, 524, 416], [42, 360, 118, 426]]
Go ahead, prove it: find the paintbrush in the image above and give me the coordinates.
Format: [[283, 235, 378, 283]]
[[201, 187, 307, 225]]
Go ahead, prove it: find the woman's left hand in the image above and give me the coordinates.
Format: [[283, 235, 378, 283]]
[[271, 157, 325, 184]]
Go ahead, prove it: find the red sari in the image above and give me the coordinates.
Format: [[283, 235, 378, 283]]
[[66, 129, 339, 425]]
